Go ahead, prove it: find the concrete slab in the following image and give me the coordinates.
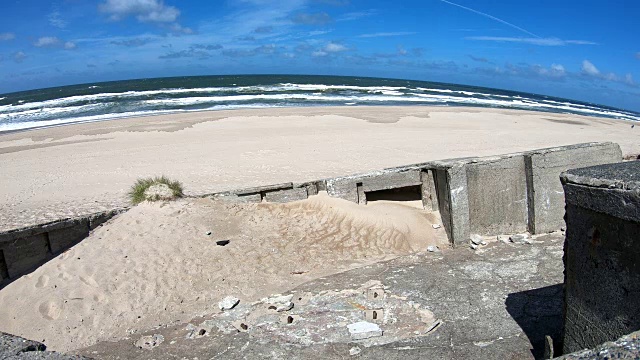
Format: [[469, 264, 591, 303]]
[[525, 142, 622, 234], [466, 155, 528, 235], [264, 188, 308, 203]]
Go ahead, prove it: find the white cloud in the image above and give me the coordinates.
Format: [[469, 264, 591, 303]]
[[34, 37, 61, 47], [625, 74, 635, 86], [466, 36, 597, 46], [531, 63, 566, 78], [635, 52, 640, 60], [99, 0, 180, 23], [13, 51, 26, 63], [324, 42, 347, 52], [581, 60, 600, 76], [312, 50, 327, 57], [48, 11, 67, 29], [64, 41, 77, 50], [358, 31, 416, 38], [0, 32, 15, 41]]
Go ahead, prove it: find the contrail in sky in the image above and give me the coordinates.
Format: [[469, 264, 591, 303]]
[[439, 0, 540, 38]]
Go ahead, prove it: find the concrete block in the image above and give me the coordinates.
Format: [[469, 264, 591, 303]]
[[421, 170, 439, 211], [434, 164, 470, 247], [466, 155, 528, 235], [326, 178, 360, 203], [560, 161, 640, 354], [525, 142, 622, 234], [213, 193, 262, 203], [47, 219, 89, 255], [294, 182, 319, 197], [2, 233, 50, 278], [360, 170, 422, 192], [264, 188, 308, 203]]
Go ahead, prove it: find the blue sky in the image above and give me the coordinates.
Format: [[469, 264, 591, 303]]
[[0, 0, 638, 111]]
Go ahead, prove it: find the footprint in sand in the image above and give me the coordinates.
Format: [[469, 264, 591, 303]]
[[35, 274, 49, 288], [38, 300, 63, 320]]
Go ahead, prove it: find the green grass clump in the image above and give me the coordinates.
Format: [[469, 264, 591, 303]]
[[129, 176, 184, 205]]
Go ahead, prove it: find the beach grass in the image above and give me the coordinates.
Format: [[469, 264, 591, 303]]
[[129, 176, 184, 204]]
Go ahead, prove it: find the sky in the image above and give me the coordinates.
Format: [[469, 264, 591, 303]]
[[0, 0, 638, 111]]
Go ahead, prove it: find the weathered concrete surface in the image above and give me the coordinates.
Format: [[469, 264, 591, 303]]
[[47, 219, 89, 255], [361, 170, 422, 193], [0, 332, 89, 359], [466, 155, 528, 235], [264, 187, 308, 203], [77, 233, 566, 359], [560, 161, 640, 354], [233, 183, 293, 196], [421, 170, 439, 211], [555, 330, 640, 359], [434, 164, 470, 247], [525, 142, 622, 234]]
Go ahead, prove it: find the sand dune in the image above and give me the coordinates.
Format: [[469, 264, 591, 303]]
[[0, 194, 445, 351]]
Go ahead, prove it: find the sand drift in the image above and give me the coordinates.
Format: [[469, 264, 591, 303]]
[[0, 194, 445, 351]]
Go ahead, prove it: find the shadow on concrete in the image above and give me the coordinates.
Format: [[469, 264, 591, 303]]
[[506, 283, 564, 359]]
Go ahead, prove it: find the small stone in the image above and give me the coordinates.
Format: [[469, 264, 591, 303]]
[[470, 243, 478, 250], [347, 321, 383, 340], [470, 234, 484, 245], [349, 346, 362, 355], [206, 231, 212, 236], [218, 296, 240, 311], [216, 240, 230, 246], [432, 224, 441, 229], [497, 235, 510, 243], [510, 233, 530, 244], [134, 334, 164, 349], [426, 245, 439, 252]]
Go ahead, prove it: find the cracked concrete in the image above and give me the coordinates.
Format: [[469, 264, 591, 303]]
[[74, 232, 565, 359]]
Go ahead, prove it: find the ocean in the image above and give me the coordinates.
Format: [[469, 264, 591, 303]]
[[0, 74, 638, 133]]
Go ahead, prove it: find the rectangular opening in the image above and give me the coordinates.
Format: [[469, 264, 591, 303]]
[[365, 185, 422, 204]]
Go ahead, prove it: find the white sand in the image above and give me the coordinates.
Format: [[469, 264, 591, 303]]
[[0, 194, 445, 351], [0, 106, 638, 230]]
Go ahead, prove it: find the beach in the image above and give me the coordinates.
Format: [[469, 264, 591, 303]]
[[1, 106, 638, 231]]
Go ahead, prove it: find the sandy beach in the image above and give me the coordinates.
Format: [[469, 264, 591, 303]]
[[0, 106, 638, 230]]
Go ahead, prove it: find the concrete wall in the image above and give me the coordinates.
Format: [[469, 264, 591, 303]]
[[0, 209, 124, 286], [525, 142, 622, 234], [560, 161, 640, 354]]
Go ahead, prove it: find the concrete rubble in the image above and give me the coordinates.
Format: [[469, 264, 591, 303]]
[[218, 296, 240, 311]]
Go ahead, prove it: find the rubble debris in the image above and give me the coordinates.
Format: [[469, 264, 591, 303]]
[[347, 321, 383, 340], [218, 296, 240, 311], [349, 346, 362, 355], [216, 240, 230, 246], [431, 224, 441, 229], [426, 245, 439, 252]]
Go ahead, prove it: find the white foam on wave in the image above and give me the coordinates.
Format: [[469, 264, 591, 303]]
[[0, 103, 283, 133], [0, 103, 109, 122]]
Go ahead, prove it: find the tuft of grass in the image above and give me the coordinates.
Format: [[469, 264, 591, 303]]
[[128, 175, 184, 205]]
